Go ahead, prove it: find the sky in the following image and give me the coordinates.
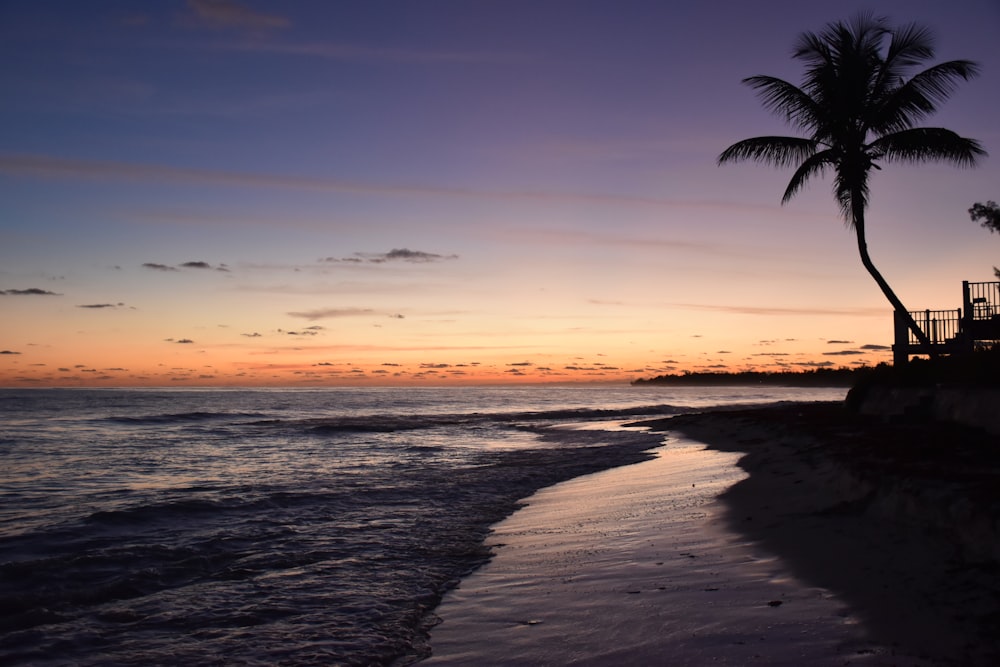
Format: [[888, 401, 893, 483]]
[[1, 0, 998, 387]]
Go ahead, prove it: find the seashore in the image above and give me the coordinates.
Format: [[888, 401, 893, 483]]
[[423, 402, 1000, 666]]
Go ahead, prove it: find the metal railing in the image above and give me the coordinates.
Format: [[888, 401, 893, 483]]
[[894, 282, 1000, 363], [903, 309, 962, 347], [964, 281, 1000, 321]]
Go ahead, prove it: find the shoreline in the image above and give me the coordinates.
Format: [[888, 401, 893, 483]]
[[638, 402, 1000, 665], [424, 401, 1000, 666]]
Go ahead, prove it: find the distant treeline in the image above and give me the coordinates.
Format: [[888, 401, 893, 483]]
[[632, 367, 864, 387]]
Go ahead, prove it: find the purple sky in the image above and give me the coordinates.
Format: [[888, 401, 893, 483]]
[[1, 0, 998, 385]]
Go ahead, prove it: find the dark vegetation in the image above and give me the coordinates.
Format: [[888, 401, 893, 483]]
[[843, 346, 1000, 412], [632, 366, 861, 387], [970, 200, 1000, 278], [635, 346, 1000, 392], [850, 345, 1000, 389]]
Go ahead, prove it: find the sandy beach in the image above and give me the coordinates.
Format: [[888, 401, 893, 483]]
[[424, 403, 1000, 666]]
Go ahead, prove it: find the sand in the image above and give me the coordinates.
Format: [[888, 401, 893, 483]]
[[423, 403, 1000, 666]]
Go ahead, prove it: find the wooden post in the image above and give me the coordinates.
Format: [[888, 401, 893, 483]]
[[892, 310, 909, 366], [963, 281, 972, 317]]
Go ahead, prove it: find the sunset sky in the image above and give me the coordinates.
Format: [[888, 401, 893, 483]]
[[2, 0, 998, 386]]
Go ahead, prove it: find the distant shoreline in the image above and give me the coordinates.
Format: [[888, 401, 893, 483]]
[[632, 367, 861, 387]]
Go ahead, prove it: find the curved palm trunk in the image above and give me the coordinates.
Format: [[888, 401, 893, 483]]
[[852, 206, 936, 360]]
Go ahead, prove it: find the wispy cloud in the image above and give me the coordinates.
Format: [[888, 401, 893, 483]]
[[668, 303, 887, 317], [286, 307, 376, 321], [143, 262, 179, 272], [1, 288, 60, 295], [143, 260, 229, 272], [321, 248, 458, 264], [0, 287, 62, 296], [181, 260, 230, 272], [185, 0, 290, 31], [0, 153, 798, 212], [231, 40, 523, 65], [77, 303, 125, 309]]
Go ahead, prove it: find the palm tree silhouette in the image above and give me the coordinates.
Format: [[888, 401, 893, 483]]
[[719, 13, 986, 356]]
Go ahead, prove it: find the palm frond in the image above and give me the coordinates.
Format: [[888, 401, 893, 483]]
[[741, 76, 819, 130], [781, 150, 834, 203], [873, 60, 981, 133], [717, 136, 817, 168], [871, 128, 987, 167], [720, 12, 983, 237], [792, 30, 832, 69], [882, 22, 934, 71]]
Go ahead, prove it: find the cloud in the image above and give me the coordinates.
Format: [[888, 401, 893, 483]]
[[185, 0, 289, 30], [827, 340, 854, 344], [287, 307, 375, 321], [241, 332, 262, 337], [143, 262, 178, 272], [1, 350, 21, 355], [371, 248, 458, 263], [822, 350, 865, 356], [670, 303, 886, 318], [1, 288, 60, 295], [0, 153, 796, 213], [77, 303, 125, 309], [175, 339, 195, 344], [325, 256, 364, 264], [235, 39, 523, 65], [860, 344, 891, 350], [321, 248, 458, 264], [180, 261, 212, 269]]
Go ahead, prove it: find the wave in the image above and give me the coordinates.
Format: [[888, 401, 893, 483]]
[[265, 403, 686, 434], [79, 488, 337, 529], [102, 411, 272, 425], [0, 430, 663, 656]]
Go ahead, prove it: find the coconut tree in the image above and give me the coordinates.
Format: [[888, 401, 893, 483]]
[[718, 13, 986, 357]]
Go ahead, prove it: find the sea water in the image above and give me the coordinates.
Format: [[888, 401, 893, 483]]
[[0, 385, 844, 665]]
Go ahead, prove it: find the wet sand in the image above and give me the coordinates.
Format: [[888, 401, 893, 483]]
[[423, 403, 1000, 666]]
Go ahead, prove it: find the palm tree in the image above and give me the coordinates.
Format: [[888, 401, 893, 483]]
[[718, 13, 986, 358]]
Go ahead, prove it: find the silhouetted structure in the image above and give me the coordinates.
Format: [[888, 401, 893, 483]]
[[893, 281, 1000, 364]]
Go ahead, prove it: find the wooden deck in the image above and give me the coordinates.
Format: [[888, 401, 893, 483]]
[[893, 281, 1000, 364]]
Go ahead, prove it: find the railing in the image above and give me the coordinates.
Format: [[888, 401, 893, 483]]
[[964, 281, 1000, 321], [893, 281, 1000, 363], [902, 309, 962, 347]]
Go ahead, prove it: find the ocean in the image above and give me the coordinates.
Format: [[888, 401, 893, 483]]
[[0, 385, 845, 665]]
